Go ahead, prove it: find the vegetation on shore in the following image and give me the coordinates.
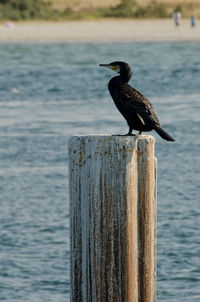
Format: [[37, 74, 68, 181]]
[[0, 0, 198, 20], [0, 0, 57, 20], [102, 0, 169, 18]]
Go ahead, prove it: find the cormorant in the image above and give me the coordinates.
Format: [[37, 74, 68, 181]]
[[99, 61, 175, 141]]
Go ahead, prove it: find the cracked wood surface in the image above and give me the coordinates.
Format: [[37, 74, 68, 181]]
[[69, 135, 157, 302]]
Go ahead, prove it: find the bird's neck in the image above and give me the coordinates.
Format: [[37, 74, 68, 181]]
[[120, 70, 132, 83]]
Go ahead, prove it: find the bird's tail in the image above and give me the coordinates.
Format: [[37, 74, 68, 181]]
[[155, 127, 175, 142]]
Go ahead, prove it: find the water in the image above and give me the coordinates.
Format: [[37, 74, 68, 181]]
[[0, 41, 199, 301]]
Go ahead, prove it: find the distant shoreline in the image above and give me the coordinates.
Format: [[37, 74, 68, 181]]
[[0, 19, 199, 42]]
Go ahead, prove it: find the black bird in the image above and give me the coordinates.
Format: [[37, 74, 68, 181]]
[[99, 61, 175, 141]]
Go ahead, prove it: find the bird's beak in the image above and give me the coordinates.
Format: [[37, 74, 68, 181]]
[[99, 64, 119, 73], [99, 63, 111, 68], [99, 64, 114, 70]]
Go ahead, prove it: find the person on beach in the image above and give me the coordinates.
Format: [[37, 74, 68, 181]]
[[175, 11, 181, 26], [190, 15, 195, 27]]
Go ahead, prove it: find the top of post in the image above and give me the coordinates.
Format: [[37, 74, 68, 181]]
[[69, 134, 155, 144], [68, 134, 155, 154]]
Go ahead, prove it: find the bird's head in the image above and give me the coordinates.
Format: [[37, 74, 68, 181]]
[[99, 61, 132, 82]]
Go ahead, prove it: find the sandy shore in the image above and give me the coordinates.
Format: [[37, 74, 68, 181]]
[[0, 19, 199, 42]]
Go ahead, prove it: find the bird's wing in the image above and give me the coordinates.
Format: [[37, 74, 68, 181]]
[[119, 83, 160, 126]]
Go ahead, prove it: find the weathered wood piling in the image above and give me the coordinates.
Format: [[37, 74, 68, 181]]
[[68, 135, 157, 302]]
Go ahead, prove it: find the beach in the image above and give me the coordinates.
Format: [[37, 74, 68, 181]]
[[0, 19, 200, 42]]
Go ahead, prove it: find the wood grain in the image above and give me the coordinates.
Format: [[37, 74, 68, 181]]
[[69, 135, 157, 302]]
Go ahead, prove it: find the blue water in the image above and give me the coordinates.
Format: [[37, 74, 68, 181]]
[[0, 41, 200, 301]]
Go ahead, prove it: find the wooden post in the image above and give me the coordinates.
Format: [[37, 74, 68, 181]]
[[68, 135, 157, 302]]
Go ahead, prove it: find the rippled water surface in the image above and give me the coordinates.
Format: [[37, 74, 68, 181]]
[[0, 42, 200, 301]]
